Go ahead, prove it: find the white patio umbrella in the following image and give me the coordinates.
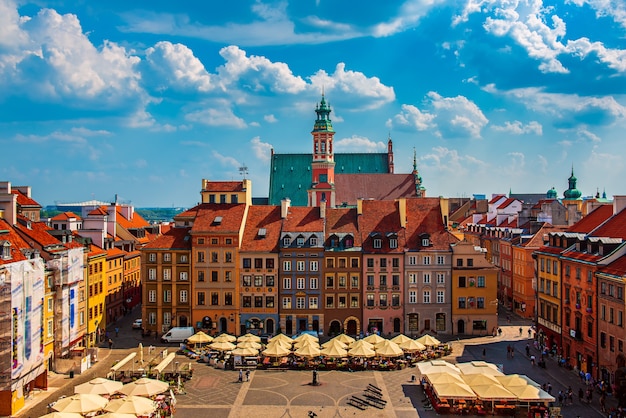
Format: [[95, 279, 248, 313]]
[[390, 334, 412, 345], [416, 360, 461, 376], [332, 334, 355, 345], [210, 341, 237, 351], [105, 395, 157, 416], [269, 333, 293, 344], [262, 343, 291, 357], [212, 333, 237, 343], [363, 334, 386, 345], [231, 347, 259, 356], [41, 413, 84, 418], [416, 334, 441, 346], [117, 377, 169, 397], [425, 372, 465, 385], [187, 331, 213, 344], [431, 381, 477, 400], [74, 377, 123, 395], [293, 333, 318, 344], [294, 343, 321, 358], [347, 343, 376, 358], [322, 339, 347, 349], [52, 394, 108, 414], [237, 341, 262, 349], [320, 343, 348, 358], [238, 333, 262, 342], [374, 340, 404, 358], [399, 339, 426, 352]]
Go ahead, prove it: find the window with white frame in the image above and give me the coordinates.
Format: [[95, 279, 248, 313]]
[[282, 297, 291, 309], [149, 290, 156, 303], [408, 273, 417, 284], [373, 239, 382, 248], [164, 253, 171, 262], [297, 260, 305, 271], [423, 290, 431, 304], [163, 268, 171, 281], [422, 238, 430, 246], [310, 237, 318, 246], [79, 311, 84, 325], [408, 256, 417, 265], [164, 290, 171, 302], [47, 320, 53, 337], [148, 312, 156, 325], [283, 237, 291, 246], [297, 237, 305, 246], [389, 238, 398, 248], [423, 273, 431, 284], [310, 277, 318, 289], [409, 290, 417, 304], [309, 296, 318, 309], [296, 296, 306, 309], [149, 253, 156, 262], [437, 290, 445, 303], [437, 273, 445, 284], [180, 255, 188, 263], [436, 255, 445, 265], [283, 260, 291, 271], [180, 290, 188, 303], [310, 260, 318, 271], [423, 256, 431, 265], [297, 277, 305, 289], [148, 268, 156, 280], [283, 277, 291, 289], [163, 312, 171, 326], [477, 276, 486, 287], [179, 271, 188, 281]]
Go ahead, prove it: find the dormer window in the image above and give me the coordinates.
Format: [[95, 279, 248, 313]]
[[373, 239, 382, 249], [1, 241, 11, 260], [344, 235, 354, 248], [296, 237, 305, 247], [283, 236, 291, 247], [310, 236, 318, 246], [422, 238, 430, 247], [389, 238, 398, 249]]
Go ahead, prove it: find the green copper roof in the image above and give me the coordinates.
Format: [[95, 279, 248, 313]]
[[268, 153, 391, 206], [563, 166, 582, 199]]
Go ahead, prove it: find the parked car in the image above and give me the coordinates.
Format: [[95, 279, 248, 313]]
[[132, 319, 142, 329]]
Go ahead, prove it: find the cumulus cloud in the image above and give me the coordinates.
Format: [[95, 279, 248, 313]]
[[334, 135, 387, 152], [387, 104, 436, 131], [211, 150, 240, 168], [185, 100, 247, 128], [250, 136, 272, 162], [264, 114, 278, 123], [491, 120, 543, 135], [145, 41, 213, 92]]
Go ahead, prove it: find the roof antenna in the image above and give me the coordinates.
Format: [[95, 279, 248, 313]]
[[239, 164, 248, 180]]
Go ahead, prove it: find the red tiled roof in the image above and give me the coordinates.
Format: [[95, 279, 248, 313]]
[[334, 173, 416, 205], [561, 249, 601, 263], [282, 206, 324, 232], [0, 219, 32, 264], [203, 181, 246, 192], [51, 211, 81, 221], [325, 207, 361, 246], [106, 247, 126, 258], [358, 200, 404, 252], [404, 198, 456, 250], [14, 215, 61, 247], [519, 225, 567, 248], [240, 206, 283, 252], [568, 204, 613, 233], [191, 204, 247, 233], [497, 198, 518, 210], [597, 254, 626, 277], [144, 227, 191, 250], [112, 206, 150, 229], [87, 243, 107, 257], [488, 195, 506, 204], [589, 206, 626, 239], [12, 189, 40, 207], [89, 207, 108, 216]]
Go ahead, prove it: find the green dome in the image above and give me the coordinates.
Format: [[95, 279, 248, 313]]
[[547, 187, 557, 199], [563, 167, 582, 199]]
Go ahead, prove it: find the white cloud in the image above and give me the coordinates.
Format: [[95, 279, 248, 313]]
[[334, 135, 387, 152], [491, 120, 543, 135], [567, 0, 626, 30], [576, 127, 601, 142], [428, 92, 489, 138], [185, 101, 247, 128], [264, 114, 278, 123], [145, 41, 213, 92], [387, 104, 436, 131], [372, 0, 445, 37], [250, 136, 272, 162], [135, 159, 148, 169], [211, 150, 240, 169]]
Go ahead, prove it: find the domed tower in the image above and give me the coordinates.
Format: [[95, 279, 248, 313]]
[[563, 166, 582, 200], [547, 186, 558, 199], [308, 94, 336, 207]]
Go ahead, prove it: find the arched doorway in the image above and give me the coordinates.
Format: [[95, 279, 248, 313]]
[[329, 320, 341, 336], [346, 319, 357, 336], [220, 317, 227, 333], [201, 316, 212, 330], [178, 315, 188, 327], [393, 318, 401, 333], [457, 319, 465, 334], [266, 318, 274, 334]]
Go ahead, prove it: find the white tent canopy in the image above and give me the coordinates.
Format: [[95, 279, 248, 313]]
[[153, 352, 176, 374]]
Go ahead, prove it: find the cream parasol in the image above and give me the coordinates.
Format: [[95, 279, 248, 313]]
[[231, 347, 259, 356], [390, 334, 412, 345], [347, 343, 376, 358], [269, 333, 293, 345], [425, 372, 465, 385], [507, 384, 555, 402], [495, 374, 533, 388], [431, 381, 477, 400], [97, 413, 138, 418], [41, 413, 84, 418], [74, 377, 123, 395], [117, 377, 169, 397], [238, 333, 261, 342], [293, 333, 318, 344], [212, 333, 237, 343], [265, 338, 291, 349], [416, 334, 441, 346], [294, 343, 321, 358], [104, 395, 157, 416], [399, 339, 426, 352], [332, 334, 355, 344], [210, 341, 237, 351], [237, 341, 262, 349], [322, 339, 347, 349], [320, 343, 348, 358], [362, 334, 385, 345], [186, 331, 213, 344], [416, 360, 461, 376], [374, 340, 404, 357], [262, 343, 291, 357], [52, 394, 109, 414], [457, 361, 503, 376], [293, 338, 319, 349], [471, 384, 517, 401], [462, 373, 501, 386]]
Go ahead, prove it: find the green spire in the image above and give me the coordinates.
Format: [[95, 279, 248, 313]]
[[563, 165, 582, 199], [313, 94, 334, 133]]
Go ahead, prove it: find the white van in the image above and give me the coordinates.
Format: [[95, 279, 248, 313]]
[[161, 327, 195, 343]]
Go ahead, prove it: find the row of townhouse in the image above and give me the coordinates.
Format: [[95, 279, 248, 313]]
[[0, 181, 151, 416], [463, 192, 626, 395], [141, 179, 499, 341]]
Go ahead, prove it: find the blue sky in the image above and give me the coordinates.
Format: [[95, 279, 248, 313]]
[[1, 0, 626, 207]]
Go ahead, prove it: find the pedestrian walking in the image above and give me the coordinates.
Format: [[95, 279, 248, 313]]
[[482, 348, 486, 359], [525, 343, 530, 357], [547, 382, 552, 394], [108, 338, 113, 349], [558, 391, 563, 406], [600, 393, 606, 412], [238, 370, 243, 383], [578, 387, 584, 403], [567, 386, 573, 405], [115, 327, 119, 337], [519, 327, 523, 336], [245, 370, 250, 382], [586, 388, 592, 404], [528, 328, 532, 338], [530, 355, 535, 365]]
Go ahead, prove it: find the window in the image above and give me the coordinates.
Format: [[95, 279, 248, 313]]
[[467, 258, 473, 267], [243, 258, 251, 268], [225, 271, 232, 282], [163, 290, 171, 303], [211, 292, 219, 305], [198, 292, 205, 305], [351, 296, 359, 308], [266, 296, 274, 308], [392, 257, 400, 268], [310, 237, 318, 246], [180, 254, 188, 263], [423, 256, 431, 265], [367, 275, 375, 286], [339, 258, 347, 268], [283, 237, 291, 246], [379, 294, 387, 307], [339, 276, 347, 287], [242, 296, 251, 307], [197, 251, 205, 262], [297, 261, 305, 271], [392, 274, 400, 286], [380, 258, 387, 268], [309, 297, 318, 309], [47, 320, 53, 337], [437, 256, 445, 265], [408, 256, 417, 265], [367, 258, 374, 268], [458, 297, 466, 309], [211, 252, 218, 263], [351, 258, 359, 268], [296, 237, 305, 246], [149, 269, 156, 280], [326, 276, 334, 287], [326, 296, 334, 308], [477, 297, 485, 309], [282, 297, 291, 309], [366, 294, 375, 307], [456, 259, 463, 267], [389, 238, 397, 248], [477, 276, 485, 287], [163, 253, 171, 262], [436, 291, 445, 304], [179, 271, 188, 281], [149, 253, 156, 262], [338, 296, 347, 308], [423, 273, 431, 284], [254, 296, 262, 308], [243, 275, 252, 287], [211, 271, 218, 282], [283, 260, 291, 271], [309, 277, 318, 289], [422, 238, 430, 246], [392, 294, 400, 306], [266, 258, 274, 269], [423, 290, 431, 304], [283, 278, 291, 289], [163, 312, 171, 326], [373, 239, 382, 248], [47, 298, 53, 312], [198, 271, 205, 282], [437, 273, 445, 284], [458, 276, 466, 287], [163, 269, 171, 281], [254, 275, 263, 287], [380, 275, 387, 287], [409, 273, 417, 284], [297, 277, 305, 289], [180, 290, 188, 303], [310, 260, 318, 271], [409, 291, 417, 304], [148, 312, 156, 325], [351, 276, 359, 288]]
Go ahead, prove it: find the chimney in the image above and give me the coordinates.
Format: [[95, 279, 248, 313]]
[[397, 198, 407, 228], [0, 181, 17, 226], [319, 200, 326, 219], [357, 198, 364, 216], [613, 195, 626, 215], [281, 198, 291, 219]]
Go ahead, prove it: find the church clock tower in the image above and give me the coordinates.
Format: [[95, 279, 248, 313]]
[[308, 94, 336, 207]]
